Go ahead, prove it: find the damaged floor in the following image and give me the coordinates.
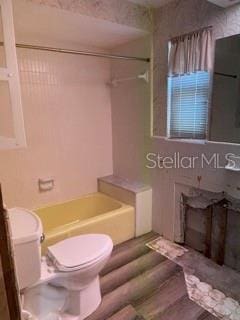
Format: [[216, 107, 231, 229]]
[[148, 236, 240, 320], [86, 232, 217, 320]]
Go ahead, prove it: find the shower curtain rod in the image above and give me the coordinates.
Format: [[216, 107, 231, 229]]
[[215, 72, 237, 79], [0, 42, 150, 62]]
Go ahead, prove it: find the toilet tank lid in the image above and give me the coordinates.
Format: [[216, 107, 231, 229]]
[[8, 208, 43, 245]]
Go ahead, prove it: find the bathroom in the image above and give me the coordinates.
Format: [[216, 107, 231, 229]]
[[1, 0, 240, 319]]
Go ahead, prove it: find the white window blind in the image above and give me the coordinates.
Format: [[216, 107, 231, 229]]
[[168, 71, 210, 140]]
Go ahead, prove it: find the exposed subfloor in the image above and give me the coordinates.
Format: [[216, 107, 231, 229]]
[[147, 236, 240, 320], [86, 232, 218, 320]]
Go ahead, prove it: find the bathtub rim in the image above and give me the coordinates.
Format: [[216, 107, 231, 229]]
[[34, 191, 125, 213]]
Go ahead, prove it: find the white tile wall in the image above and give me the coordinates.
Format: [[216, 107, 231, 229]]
[[0, 47, 113, 209]]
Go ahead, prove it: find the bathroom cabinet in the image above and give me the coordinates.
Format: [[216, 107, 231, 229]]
[[0, 0, 26, 149]]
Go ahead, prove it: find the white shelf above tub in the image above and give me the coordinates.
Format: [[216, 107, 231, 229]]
[[225, 154, 240, 172], [225, 166, 240, 172], [98, 175, 151, 194]]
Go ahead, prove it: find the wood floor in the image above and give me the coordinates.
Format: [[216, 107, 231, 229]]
[[86, 232, 218, 320]]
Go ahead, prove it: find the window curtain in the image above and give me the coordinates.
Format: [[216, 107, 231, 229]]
[[168, 28, 213, 76]]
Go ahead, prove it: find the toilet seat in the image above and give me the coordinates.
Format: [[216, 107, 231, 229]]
[[47, 234, 113, 272]]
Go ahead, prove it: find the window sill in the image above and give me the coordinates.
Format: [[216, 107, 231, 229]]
[[166, 137, 207, 144], [151, 135, 207, 145]]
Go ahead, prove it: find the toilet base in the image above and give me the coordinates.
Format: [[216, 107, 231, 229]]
[[60, 276, 102, 320], [23, 277, 102, 320]]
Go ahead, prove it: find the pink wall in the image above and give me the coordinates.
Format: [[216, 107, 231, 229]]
[[0, 47, 113, 208], [110, 36, 151, 183]]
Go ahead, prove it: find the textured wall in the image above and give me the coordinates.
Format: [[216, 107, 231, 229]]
[[24, 0, 152, 31], [109, 0, 240, 240], [153, 0, 240, 136], [148, 0, 240, 240], [0, 46, 113, 209]]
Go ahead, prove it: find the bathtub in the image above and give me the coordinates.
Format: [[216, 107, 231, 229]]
[[35, 192, 135, 253]]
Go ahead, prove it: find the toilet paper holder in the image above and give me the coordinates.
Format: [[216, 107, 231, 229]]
[[38, 178, 54, 192]]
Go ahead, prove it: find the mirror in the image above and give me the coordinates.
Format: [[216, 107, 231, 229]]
[[210, 34, 240, 144]]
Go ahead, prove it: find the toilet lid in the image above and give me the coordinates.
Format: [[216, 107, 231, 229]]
[[47, 234, 113, 271]]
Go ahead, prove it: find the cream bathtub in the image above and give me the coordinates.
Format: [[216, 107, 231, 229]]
[[35, 192, 135, 253]]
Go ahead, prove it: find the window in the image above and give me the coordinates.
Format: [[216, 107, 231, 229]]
[[167, 71, 210, 140]]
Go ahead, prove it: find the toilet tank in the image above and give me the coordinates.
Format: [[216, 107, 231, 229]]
[[8, 208, 43, 290]]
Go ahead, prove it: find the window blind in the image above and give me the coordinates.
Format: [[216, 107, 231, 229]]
[[168, 71, 210, 140]]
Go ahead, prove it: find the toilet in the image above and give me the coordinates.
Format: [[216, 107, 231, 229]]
[[8, 207, 113, 320]]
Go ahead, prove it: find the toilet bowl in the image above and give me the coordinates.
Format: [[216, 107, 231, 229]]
[[8, 208, 113, 320]]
